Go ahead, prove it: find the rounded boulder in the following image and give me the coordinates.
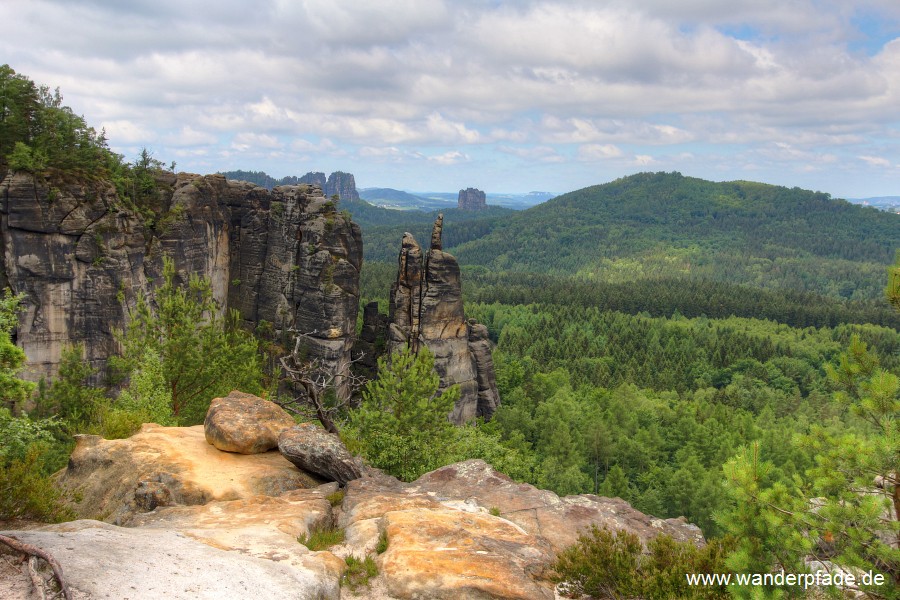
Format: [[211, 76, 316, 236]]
[[204, 391, 295, 454]]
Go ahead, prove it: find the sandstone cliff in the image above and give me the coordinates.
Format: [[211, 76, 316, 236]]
[[4, 423, 703, 599], [0, 170, 361, 387], [457, 187, 487, 210], [379, 215, 500, 423], [294, 171, 360, 203]]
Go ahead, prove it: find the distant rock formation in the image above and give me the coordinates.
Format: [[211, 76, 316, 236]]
[[325, 171, 360, 203], [298, 171, 326, 188], [0, 171, 361, 388], [296, 171, 360, 203], [457, 187, 487, 210], [381, 214, 500, 423]]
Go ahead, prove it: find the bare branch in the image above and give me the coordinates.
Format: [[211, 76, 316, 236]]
[[0, 535, 72, 600]]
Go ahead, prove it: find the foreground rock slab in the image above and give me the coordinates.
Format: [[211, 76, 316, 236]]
[[379, 508, 553, 599], [278, 424, 362, 485], [204, 390, 295, 454], [4, 520, 340, 600], [58, 424, 319, 524], [411, 460, 704, 554]]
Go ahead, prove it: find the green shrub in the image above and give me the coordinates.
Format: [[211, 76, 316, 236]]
[[0, 444, 74, 522], [343, 347, 458, 481], [298, 524, 345, 551], [375, 530, 389, 554], [552, 526, 731, 600], [326, 490, 345, 507], [7, 141, 47, 173], [489, 506, 501, 517], [341, 555, 378, 591]]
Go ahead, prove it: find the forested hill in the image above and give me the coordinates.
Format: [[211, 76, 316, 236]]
[[451, 172, 899, 301]]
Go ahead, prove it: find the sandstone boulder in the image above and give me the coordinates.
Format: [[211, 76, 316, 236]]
[[204, 390, 295, 454], [278, 424, 363, 485]]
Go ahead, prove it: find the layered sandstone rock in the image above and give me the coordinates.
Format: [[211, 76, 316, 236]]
[[278, 423, 363, 485], [57, 423, 320, 524], [0, 171, 362, 389], [385, 215, 501, 423], [3, 425, 706, 600], [457, 187, 487, 210], [204, 391, 295, 454]]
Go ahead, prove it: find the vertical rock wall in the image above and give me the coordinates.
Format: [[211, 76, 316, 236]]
[[0, 171, 361, 389], [457, 187, 487, 210]]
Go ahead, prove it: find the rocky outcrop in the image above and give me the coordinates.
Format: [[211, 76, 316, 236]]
[[325, 171, 360, 203], [0, 170, 362, 389], [298, 171, 327, 188], [458, 187, 487, 210], [278, 423, 363, 485], [57, 423, 320, 524], [411, 460, 704, 553], [385, 215, 501, 423], [3, 425, 705, 600], [204, 391, 295, 454], [4, 520, 343, 600]]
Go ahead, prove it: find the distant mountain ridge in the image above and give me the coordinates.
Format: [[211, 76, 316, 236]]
[[451, 172, 899, 301]]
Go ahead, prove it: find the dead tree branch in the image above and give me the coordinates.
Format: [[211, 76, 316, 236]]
[[0, 534, 72, 600], [278, 329, 368, 434]]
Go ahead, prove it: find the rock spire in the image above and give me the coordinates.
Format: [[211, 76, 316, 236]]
[[383, 214, 500, 423]]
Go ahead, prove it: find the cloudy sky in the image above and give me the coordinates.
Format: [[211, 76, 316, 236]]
[[3, 0, 900, 197]]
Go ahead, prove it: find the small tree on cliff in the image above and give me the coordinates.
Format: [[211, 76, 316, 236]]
[[343, 346, 459, 481], [113, 257, 263, 425]]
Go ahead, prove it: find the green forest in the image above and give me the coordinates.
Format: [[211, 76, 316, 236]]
[[2, 65, 899, 598]]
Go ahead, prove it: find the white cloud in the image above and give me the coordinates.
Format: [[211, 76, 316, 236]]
[[427, 150, 469, 165], [2, 0, 899, 195], [859, 155, 892, 167], [231, 133, 283, 152], [578, 144, 624, 161]]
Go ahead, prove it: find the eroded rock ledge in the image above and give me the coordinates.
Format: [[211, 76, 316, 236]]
[[3, 425, 703, 599]]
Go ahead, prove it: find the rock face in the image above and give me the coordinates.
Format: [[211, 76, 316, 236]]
[[295, 171, 360, 203], [5, 520, 343, 600], [299, 171, 327, 188], [278, 423, 363, 485], [0, 171, 362, 390], [204, 390, 296, 454], [325, 171, 360, 203], [385, 215, 501, 423], [457, 187, 487, 210]]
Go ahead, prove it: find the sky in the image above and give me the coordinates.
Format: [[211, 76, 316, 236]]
[[2, 0, 900, 198]]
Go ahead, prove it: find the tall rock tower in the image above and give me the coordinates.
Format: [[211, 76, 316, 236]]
[[381, 214, 500, 423], [457, 188, 486, 210]]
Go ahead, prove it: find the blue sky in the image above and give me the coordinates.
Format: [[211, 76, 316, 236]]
[[2, 0, 899, 198]]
